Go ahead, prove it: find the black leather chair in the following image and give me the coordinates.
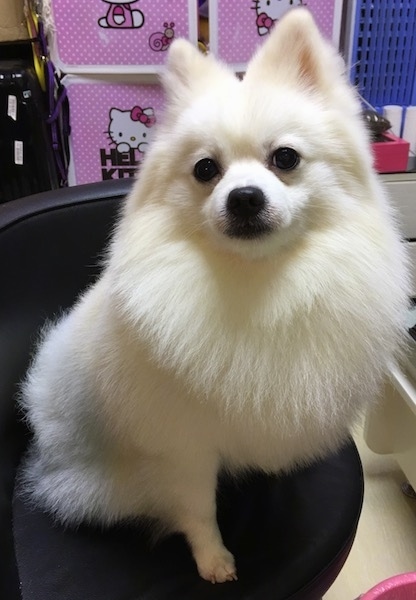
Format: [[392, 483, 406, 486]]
[[0, 180, 364, 600]]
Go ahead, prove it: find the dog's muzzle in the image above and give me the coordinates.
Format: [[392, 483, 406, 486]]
[[224, 186, 274, 239]]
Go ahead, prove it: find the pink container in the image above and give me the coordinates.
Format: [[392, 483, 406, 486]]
[[50, 0, 198, 73], [371, 132, 410, 174], [63, 77, 165, 185], [209, 0, 344, 71], [359, 572, 416, 600]]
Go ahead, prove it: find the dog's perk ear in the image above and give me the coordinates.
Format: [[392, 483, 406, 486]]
[[163, 39, 206, 94], [163, 40, 210, 100], [162, 40, 230, 110], [244, 9, 345, 93]]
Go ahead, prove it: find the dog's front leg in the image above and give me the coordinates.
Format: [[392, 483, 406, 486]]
[[170, 460, 237, 584]]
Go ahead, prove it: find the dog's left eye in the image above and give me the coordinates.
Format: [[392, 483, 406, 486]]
[[193, 158, 220, 182], [272, 147, 300, 171]]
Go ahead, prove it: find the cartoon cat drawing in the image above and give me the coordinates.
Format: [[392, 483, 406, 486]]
[[254, 0, 306, 35], [98, 0, 144, 29], [107, 106, 156, 154]]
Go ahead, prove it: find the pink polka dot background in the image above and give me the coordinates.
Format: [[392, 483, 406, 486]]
[[52, 0, 194, 69], [215, 0, 342, 65], [66, 81, 164, 184]]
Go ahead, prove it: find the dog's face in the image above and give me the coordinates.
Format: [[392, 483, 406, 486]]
[[168, 82, 335, 259], [141, 10, 372, 260]]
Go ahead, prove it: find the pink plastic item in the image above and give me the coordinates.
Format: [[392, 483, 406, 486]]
[[50, 0, 198, 73], [371, 132, 410, 173], [63, 77, 165, 185], [210, 0, 343, 71], [358, 572, 416, 600]]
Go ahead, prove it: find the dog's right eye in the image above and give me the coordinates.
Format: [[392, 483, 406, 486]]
[[193, 158, 220, 182], [272, 147, 300, 171]]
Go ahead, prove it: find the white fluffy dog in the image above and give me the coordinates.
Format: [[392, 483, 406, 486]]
[[21, 10, 408, 584]]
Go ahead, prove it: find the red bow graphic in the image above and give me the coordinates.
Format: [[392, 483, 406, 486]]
[[256, 12, 274, 30], [130, 106, 156, 127]]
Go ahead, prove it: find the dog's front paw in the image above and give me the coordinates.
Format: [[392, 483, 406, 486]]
[[196, 548, 237, 584]]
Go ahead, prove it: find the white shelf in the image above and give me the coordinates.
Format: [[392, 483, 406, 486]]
[[381, 172, 416, 239]]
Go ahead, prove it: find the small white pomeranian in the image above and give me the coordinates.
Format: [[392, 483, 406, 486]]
[[21, 9, 408, 584]]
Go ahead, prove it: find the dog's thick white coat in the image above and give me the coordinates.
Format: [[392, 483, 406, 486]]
[[21, 10, 409, 583]]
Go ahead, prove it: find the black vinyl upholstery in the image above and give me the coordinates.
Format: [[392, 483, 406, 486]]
[[0, 181, 364, 600]]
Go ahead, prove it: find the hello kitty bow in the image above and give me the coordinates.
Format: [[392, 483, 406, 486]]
[[256, 13, 275, 30], [130, 106, 156, 127]]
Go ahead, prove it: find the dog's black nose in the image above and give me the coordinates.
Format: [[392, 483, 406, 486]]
[[226, 186, 266, 218]]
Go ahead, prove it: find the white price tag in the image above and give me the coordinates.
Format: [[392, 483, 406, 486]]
[[7, 95, 17, 121], [14, 140, 23, 165]]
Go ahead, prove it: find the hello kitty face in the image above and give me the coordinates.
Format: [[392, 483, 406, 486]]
[[108, 106, 155, 154], [254, 0, 306, 35]]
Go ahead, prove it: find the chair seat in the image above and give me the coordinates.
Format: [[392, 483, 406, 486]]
[[0, 182, 364, 600], [13, 440, 363, 600]]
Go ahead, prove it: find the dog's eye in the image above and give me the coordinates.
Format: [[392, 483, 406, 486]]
[[193, 158, 220, 182], [272, 147, 300, 171]]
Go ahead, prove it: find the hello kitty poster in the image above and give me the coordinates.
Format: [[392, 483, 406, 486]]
[[49, 0, 197, 73], [63, 78, 164, 186], [209, 0, 344, 71]]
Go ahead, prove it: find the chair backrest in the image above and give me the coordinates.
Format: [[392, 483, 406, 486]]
[[0, 179, 132, 599]]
